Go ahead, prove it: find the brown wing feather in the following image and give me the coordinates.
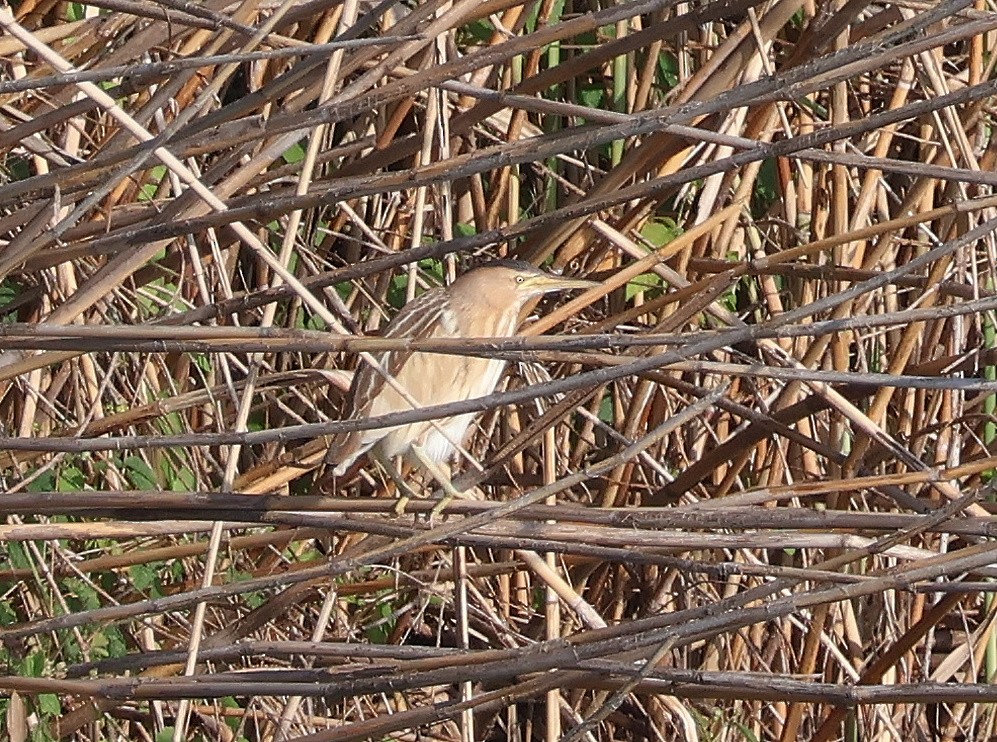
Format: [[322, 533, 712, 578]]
[[325, 288, 449, 471]]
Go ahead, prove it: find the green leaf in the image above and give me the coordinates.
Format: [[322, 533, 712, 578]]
[[282, 142, 306, 164], [247, 410, 268, 434], [193, 353, 212, 374], [229, 569, 266, 608], [598, 392, 614, 423], [387, 273, 409, 309], [334, 281, 353, 301], [129, 563, 159, 593], [222, 697, 243, 732], [462, 18, 494, 43], [579, 85, 604, 109], [731, 721, 761, 742], [159, 410, 186, 435], [625, 273, 662, 302], [104, 626, 128, 659], [57, 465, 86, 492], [0, 600, 16, 625], [641, 218, 681, 247], [138, 165, 167, 202], [170, 560, 186, 582], [0, 278, 21, 309], [170, 465, 197, 492], [366, 621, 390, 645], [656, 52, 679, 90], [417, 258, 445, 284], [304, 314, 327, 332], [6, 542, 31, 571], [124, 456, 158, 489], [38, 693, 61, 716], [752, 158, 779, 215], [3, 155, 32, 182], [65, 577, 101, 610], [27, 469, 57, 493], [21, 651, 46, 677]]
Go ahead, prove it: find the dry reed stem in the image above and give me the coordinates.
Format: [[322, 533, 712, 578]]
[[3, 1, 997, 740]]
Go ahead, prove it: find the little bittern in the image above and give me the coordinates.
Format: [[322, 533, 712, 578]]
[[326, 261, 597, 481]]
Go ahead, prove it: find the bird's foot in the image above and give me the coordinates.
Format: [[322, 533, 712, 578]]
[[371, 449, 421, 516], [393, 494, 411, 516], [410, 445, 465, 525], [428, 494, 454, 524]]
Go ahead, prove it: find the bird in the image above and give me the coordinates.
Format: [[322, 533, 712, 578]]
[[325, 260, 597, 504]]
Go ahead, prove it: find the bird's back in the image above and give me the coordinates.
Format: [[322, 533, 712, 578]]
[[325, 287, 451, 474]]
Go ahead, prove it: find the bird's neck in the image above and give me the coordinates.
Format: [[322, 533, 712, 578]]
[[449, 293, 522, 338]]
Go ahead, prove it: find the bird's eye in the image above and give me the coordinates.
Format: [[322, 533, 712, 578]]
[[516, 275, 525, 283]]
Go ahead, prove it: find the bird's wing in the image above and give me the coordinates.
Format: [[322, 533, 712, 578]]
[[325, 288, 449, 471]]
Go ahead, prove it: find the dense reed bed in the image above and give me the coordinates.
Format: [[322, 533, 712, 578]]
[[3, 0, 997, 739]]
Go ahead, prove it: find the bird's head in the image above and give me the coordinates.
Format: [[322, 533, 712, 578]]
[[459, 260, 598, 305]]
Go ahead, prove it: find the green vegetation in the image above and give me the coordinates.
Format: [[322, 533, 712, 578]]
[[0, 1, 994, 740]]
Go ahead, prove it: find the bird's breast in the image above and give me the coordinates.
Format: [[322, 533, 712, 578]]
[[367, 303, 521, 462]]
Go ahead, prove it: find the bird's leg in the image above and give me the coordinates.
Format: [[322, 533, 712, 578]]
[[409, 444, 464, 521], [370, 448, 419, 515]]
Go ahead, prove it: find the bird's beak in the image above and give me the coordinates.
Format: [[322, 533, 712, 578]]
[[530, 275, 600, 294]]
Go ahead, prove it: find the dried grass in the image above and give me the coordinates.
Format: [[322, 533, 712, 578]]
[[2, 0, 997, 740]]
